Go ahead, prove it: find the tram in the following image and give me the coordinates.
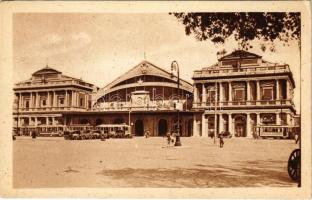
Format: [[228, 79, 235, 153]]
[[96, 124, 132, 138], [14, 125, 66, 136], [254, 125, 300, 139]]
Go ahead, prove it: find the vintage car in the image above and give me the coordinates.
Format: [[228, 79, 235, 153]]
[[79, 130, 92, 140], [90, 130, 101, 139], [63, 130, 80, 140]]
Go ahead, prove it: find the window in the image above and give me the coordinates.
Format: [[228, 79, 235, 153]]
[[25, 100, 29, 108], [207, 90, 216, 102], [59, 98, 64, 105], [80, 98, 84, 107], [262, 87, 273, 100], [42, 99, 46, 106], [234, 88, 245, 101]]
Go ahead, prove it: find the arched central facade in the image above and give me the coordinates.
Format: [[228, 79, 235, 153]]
[[91, 61, 194, 137]]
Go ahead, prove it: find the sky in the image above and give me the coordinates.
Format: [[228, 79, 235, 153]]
[[13, 13, 301, 112]]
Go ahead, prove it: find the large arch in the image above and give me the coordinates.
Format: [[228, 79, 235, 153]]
[[135, 120, 144, 136], [158, 119, 167, 136], [234, 115, 246, 137]]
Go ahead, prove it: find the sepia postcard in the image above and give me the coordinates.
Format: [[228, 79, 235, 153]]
[[0, 1, 311, 199]]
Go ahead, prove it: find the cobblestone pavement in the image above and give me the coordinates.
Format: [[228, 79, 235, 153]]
[[13, 136, 299, 188]]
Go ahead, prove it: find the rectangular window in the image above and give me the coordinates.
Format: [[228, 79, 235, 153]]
[[80, 98, 83, 107], [207, 90, 216, 102], [234, 88, 245, 101], [59, 98, 64, 105], [262, 87, 273, 100], [42, 99, 46, 106]]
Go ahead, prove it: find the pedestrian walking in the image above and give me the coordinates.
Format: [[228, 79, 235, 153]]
[[166, 132, 171, 147], [219, 134, 224, 148], [31, 130, 37, 139]]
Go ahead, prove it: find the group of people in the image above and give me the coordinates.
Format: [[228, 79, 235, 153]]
[[166, 131, 178, 147]]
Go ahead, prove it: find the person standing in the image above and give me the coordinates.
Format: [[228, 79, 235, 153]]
[[166, 132, 171, 147], [219, 134, 224, 148]]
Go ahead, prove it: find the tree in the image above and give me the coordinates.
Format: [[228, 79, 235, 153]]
[[170, 12, 300, 51]]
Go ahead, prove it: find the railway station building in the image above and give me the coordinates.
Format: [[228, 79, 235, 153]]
[[13, 50, 299, 138]]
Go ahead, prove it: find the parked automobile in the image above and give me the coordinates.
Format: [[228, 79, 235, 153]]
[[90, 130, 101, 139], [79, 130, 92, 140], [63, 130, 80, 140]]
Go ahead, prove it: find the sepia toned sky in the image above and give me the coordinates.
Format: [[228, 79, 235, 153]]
[[13, 13, 301, 112]]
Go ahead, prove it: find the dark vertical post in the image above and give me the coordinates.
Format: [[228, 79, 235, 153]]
[[172, 61, 182, 146]]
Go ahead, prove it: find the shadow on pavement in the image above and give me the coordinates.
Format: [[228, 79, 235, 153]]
[[96, 160, 296, 187]]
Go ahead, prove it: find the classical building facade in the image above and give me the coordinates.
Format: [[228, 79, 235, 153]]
[[192, 50, 297, 138], [13, 50, 299, 138], [13, 66, 97, 134]]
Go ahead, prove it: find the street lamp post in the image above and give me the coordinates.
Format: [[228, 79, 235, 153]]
[[171, 61, 182, 146], [152, 88, 156, 108]]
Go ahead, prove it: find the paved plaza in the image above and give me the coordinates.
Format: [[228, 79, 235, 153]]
[[13, 136, 299, 188]]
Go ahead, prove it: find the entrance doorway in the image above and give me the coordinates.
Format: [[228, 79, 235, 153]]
[[158, 119, 167, 136], [234, 115, 246, 137], [135, 120, 144, 136], [188, 119, 193, 136]]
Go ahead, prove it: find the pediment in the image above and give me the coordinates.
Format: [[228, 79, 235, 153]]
[[219, 50, 261, 61], [32, 66, 61, 76]]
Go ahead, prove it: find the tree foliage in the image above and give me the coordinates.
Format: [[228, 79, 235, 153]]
[[170, 12, 300, 51]]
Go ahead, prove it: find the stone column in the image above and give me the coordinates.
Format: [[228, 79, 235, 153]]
[[246, 113, 252, 138], [276, 79, 280, 100], [77, 92, 80, 107], [228, 114, 233, 136], [19, 93, 23, 108], [246, 81, 250, 104], [34, 117, 38, 126], [219, 114, 223, 133], [202, 83, 206, 106], [276, 113, 281, 125], [53, 91, 57, 108], [47, 91, 50, 108], [256, 113, 261, 125], [65, 90, 68, 107], [71, 91, 75, 107], [228, 82, 232, 105], [219, 82, 223, 105], [256, 81, 261, 101], [36, 92, 40, 108], [201, 114, 206, 137], [52, 117, 55, 125], [30, 93, 33, 109], [85, 94, 88, 108], [193, 114, 199, 137], [193, 84, 198, 107]]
